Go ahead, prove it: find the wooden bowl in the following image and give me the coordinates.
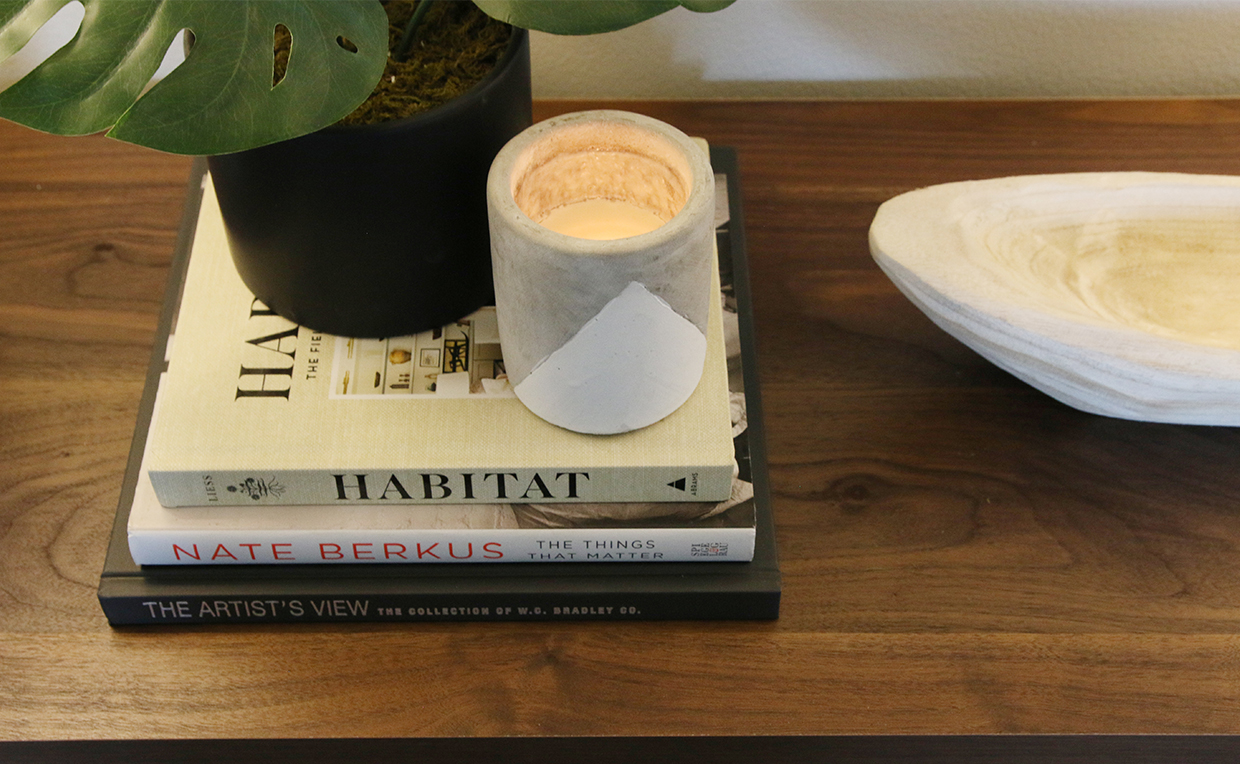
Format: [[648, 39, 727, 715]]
[[869, 172, 1240, 425]]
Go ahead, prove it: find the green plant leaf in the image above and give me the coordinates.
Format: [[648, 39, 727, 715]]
[[0, 1, 71, 64], [0, 0, 388, 155], [472, 0, 735, 35], [673, 1, 736, 12]]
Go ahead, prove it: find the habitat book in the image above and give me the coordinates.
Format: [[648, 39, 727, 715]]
[[97, 149, 781, 623], [128, 383, 758, 564], [144, 163, 735, 507]]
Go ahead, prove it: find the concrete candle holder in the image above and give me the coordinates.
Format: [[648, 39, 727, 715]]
[[486, 110, 715, 434]]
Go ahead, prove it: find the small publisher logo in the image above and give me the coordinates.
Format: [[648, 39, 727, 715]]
[[227, 477, 286, 501], [691, 542, 728, 558]]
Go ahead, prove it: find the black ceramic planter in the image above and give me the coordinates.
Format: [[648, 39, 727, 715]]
[[207, 30, 532, 338]]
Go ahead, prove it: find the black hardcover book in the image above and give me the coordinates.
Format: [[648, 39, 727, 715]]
[[96, 146, 781, 624]]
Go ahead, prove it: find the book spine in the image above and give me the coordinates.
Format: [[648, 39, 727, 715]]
[[147, 464, 736, 507], [127, 526, 756, 565], [97, 586, 781, 625]]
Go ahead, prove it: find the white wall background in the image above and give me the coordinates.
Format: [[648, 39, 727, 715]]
[[533, 0, 1240, 99], [5, 1, 1240, 99]]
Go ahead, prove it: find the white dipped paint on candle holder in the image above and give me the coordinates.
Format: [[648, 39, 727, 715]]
[[486, 110, 715, 434]]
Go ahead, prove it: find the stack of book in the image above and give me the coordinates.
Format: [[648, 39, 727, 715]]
[[96, 146, 780, 625]]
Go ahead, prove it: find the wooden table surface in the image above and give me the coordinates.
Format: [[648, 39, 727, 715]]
[[4, 99, 1240, 762]]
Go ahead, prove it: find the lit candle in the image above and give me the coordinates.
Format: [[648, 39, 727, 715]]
[[537, 198, 667, 240]]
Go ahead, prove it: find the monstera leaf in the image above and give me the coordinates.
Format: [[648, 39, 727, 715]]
[[0, 0, 388, 154], [0, 0, 737, 155], [473, 0, 735, 35]]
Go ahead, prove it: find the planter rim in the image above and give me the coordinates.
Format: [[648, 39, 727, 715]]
[[487, 109, 716, 259], [321, 27, 529, 137]]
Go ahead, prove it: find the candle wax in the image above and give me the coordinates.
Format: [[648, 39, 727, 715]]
[[538, 199, 667, 240]]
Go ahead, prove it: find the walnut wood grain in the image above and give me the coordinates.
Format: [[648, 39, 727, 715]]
[[5, 102, 1240, 755]]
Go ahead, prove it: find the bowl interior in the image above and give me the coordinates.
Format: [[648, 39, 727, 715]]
[[956, 184, 1240, 351]]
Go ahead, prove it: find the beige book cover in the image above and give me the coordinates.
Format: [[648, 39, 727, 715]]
[[130, 377, 756, 564], [145, 175, 735, 507]]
